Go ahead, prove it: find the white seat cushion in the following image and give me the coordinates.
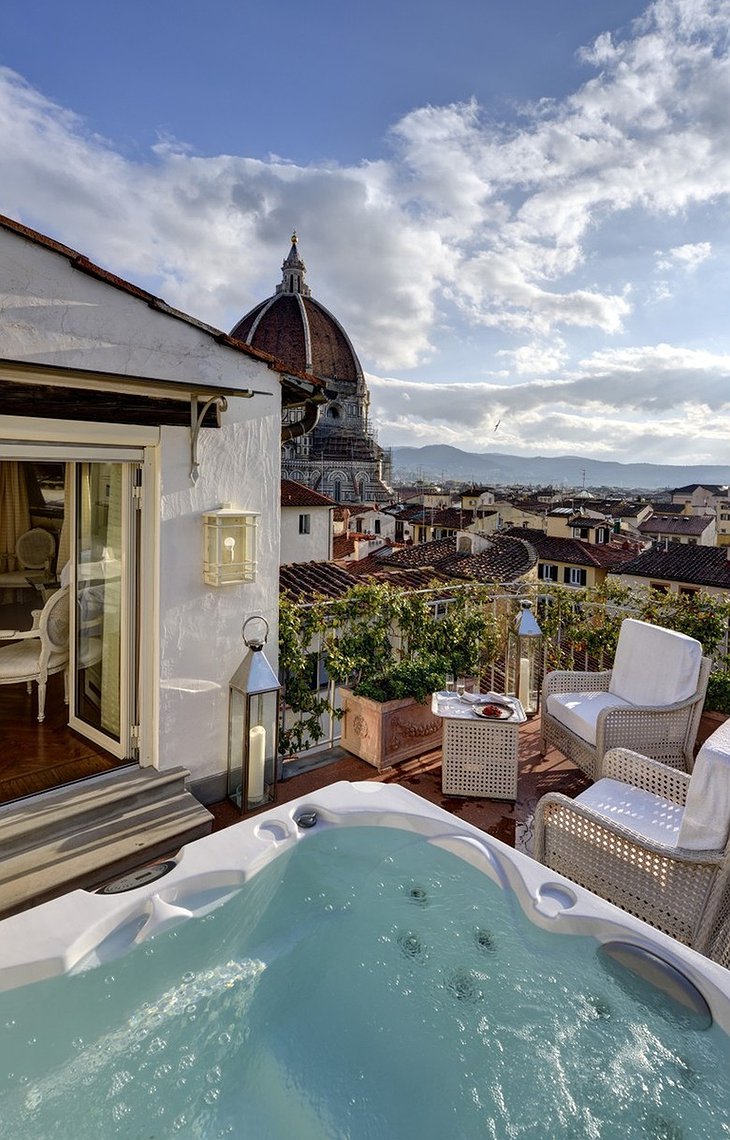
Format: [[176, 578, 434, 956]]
[[678, 720, 730, 851], [577, 778, 683, 848], [546, 690, 632, 746], [609, 618, 702, 707], [0, 640, 42, 678]]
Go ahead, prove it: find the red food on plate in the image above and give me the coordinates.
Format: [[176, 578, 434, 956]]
[[479, 704, 506, 718]]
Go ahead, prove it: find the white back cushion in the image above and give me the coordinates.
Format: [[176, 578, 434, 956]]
[[609, 619, 702, 707], [677, 719, 730, 851]]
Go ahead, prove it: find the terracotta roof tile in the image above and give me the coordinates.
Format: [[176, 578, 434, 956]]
[[638, 515, 715, 537], [503, 527, 636, 569], [615, 544, 730, 589], [332, 534, 357, 559], [281, 479, 336, 507], [279, 561, 357, 603], [385, 535, 536, 584]]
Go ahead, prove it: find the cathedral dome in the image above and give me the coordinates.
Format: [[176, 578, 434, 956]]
[[230, 234, 363, 387]]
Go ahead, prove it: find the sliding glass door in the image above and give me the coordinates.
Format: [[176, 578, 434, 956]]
[[69, 462, 139, 759]]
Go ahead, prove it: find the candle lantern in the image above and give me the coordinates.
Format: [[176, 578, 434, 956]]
[[203, 505, 259, 585], [227, 616, 280, 812], [509, 599, 543, 715]]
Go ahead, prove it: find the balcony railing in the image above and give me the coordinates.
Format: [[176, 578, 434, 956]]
[[280, 582, 730, 764]]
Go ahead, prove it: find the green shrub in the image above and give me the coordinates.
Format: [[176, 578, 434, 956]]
[[705, 671, 730, 714], [353, 655, 446, 704]]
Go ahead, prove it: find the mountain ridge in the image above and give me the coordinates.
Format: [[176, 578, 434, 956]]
[[390, 445, 730, 492]]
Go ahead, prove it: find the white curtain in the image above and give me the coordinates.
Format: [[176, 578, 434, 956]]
[[56, 463, 73, 577], [0, 462, 31, 602]]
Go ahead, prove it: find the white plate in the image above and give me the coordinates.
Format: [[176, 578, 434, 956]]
[[473, 704, 512, 720]]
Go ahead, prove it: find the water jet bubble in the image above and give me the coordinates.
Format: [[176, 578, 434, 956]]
[[217, 1032, 231, 1046], [474, 927, 496, 953], [71, 1037, 84, 1049], [585, 994, 612, 1020], [204, 1087, 221, 1104], [642, 1110, 684, 1140], [447, 968, 483, 1003], [397, 930, 425, 961], [104, 974, 115, 984], [671, 1055, 699, 1091]]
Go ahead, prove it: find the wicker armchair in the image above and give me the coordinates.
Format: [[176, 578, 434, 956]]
[[541, 618, 710, 779], [0, 587, 70, 721], [533, 746, 730, 962]]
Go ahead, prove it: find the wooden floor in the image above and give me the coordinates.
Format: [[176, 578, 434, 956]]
[[0, 670, 127, 805]]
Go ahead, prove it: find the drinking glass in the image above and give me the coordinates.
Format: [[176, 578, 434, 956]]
[[456, 677, 466, 699], [445, 673, 455, 694]]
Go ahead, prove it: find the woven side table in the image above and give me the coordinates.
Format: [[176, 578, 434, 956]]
[[432, 693, 526, 800]]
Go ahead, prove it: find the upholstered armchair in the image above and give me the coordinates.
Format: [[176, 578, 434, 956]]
[[541, 619, 711, 779], [533, 740, 730, 964], [0, 587, 70, 721]]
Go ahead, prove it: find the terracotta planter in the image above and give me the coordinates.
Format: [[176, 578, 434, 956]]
[[696, 709, 729, 750], [340, 688, 442, 771]]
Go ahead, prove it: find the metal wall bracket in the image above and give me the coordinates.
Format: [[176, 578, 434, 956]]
[[190, 394, 228, 483]]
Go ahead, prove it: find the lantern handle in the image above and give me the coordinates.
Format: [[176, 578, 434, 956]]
[[243, 615, 269, 647]]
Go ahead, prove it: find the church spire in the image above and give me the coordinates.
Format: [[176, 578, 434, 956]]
[[276, 231, 311, 297]]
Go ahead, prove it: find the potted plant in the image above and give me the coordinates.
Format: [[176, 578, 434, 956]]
[[329, 583, 496, 770], [339, 653, 448, 770]]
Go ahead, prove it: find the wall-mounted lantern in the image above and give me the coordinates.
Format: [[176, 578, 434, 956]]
[[202, 505, 259, 585], [510, 599, 543, 715], [227, 616, 280, 813]]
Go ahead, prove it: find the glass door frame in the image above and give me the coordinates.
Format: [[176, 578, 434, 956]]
[[67, 460, 140, 761]]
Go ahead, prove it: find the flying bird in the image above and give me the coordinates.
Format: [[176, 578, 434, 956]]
[[494, 419, 501, 432]]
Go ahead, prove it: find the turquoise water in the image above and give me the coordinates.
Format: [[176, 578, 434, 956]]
[[0, 825, 728, 1139]]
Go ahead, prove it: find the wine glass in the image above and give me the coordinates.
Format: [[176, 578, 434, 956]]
[[456, 677, 466, 699], [445, 672, 455, 695]]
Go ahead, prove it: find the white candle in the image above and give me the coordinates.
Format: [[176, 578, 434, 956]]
[[248, 724, 266, 801], [518, 656, 531, 711]]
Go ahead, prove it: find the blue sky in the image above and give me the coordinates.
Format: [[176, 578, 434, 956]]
[[2, 0, 730, 465]]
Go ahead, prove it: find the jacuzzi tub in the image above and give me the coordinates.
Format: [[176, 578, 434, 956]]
[[0, 781, 728, 1139]]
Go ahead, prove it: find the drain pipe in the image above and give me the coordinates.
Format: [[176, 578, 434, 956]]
[[281, 399, 322, 443]]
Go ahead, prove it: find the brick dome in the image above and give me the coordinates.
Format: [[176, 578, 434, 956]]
[[230, 234, 363, 387]]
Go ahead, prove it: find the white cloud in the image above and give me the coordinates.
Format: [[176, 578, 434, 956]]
[[496, 340, 568, 375], [656, 241, 713, 271], [367, 342, 730, 463]]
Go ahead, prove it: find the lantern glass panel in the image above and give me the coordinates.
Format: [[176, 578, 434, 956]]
[[203, 509, 258, 585], [227, 685, 279, 812]]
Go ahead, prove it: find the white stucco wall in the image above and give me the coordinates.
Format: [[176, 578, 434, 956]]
[[1, 224, 283, 796], [280, 505, 332, 564]]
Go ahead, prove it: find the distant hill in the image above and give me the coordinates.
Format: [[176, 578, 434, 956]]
[[390, 445, 730, 492]]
